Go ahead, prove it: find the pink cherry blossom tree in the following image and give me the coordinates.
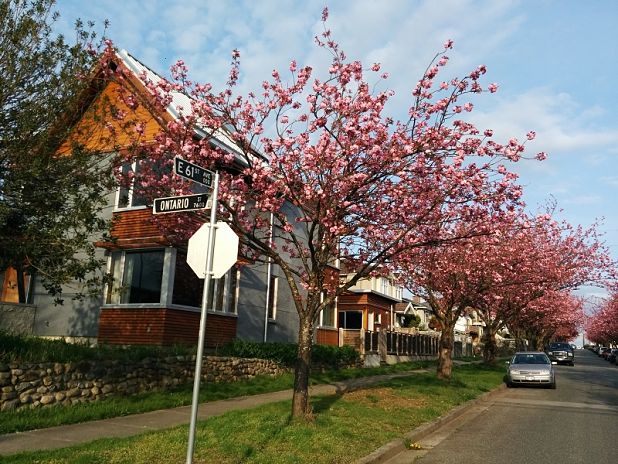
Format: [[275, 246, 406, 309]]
[[404, 208, 612, 375], [586, 287, 618, 345], [511, 290, 583, 350], [401, 210, 515, 379], [469, 214, 612, 363], [108, 10, 546, 417]]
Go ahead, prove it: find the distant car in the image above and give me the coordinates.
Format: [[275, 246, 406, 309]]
[[593, 345, 606, 355], [608, 349, 618, 364], [505, 352, 556, 389], [545, 342, 575, 366], [600, 347, 612, 360]]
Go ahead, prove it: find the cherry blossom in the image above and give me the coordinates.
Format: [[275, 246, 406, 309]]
[[105, 16, 546, 415]]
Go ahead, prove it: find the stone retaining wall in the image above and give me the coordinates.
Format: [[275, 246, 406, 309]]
[[0, 356, 289, 412]]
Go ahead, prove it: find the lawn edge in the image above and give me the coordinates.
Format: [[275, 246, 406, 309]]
[[356, 383, 507, 464]]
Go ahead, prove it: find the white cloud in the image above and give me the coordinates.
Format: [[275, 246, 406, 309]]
[[601, 176, 618, 188], [471, 88, 618, 156]]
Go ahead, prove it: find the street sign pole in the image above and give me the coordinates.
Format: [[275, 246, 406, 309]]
[[186, 171, 219, 464]]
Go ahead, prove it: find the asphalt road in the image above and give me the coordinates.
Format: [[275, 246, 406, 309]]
[[387, 348, 618, 464]]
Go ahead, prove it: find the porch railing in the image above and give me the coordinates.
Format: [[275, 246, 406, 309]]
[[340, 329, 440, 357]]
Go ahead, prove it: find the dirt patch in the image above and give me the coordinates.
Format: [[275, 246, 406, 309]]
[[342, 387, 427, 411]]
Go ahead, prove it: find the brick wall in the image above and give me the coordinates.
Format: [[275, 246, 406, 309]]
[[98, 307, 237, 347]]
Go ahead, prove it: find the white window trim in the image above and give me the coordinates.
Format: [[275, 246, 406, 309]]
[[268, 275, 278, 320], [318, 291, 337, 328], [103, 248, 171, 307], [114, 161, 148, 211]]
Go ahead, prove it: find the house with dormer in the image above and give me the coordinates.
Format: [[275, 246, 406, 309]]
[[1, 49, 339, 348]]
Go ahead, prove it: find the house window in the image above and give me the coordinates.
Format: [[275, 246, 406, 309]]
[[319, 291, 336, 327], [338, 311, 362, 329], [116, 162, 148, 209], [107, 249, 164, 304], [208, 276, 225, 312], [267, 275, 278, 319], [172, 255, 239, 313], [172, 250, 202, 307], [226, 268, 240, 314], [381, 277, 389, 295], [207, 267, 240, 313]]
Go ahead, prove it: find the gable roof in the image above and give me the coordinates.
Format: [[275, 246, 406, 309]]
[[115, 49, 249, 162]]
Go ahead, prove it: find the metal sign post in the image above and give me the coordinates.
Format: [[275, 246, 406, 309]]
[[185, 171, 219, 464]]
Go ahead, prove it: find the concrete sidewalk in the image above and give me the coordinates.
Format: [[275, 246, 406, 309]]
[[0, 371, 428, 457]]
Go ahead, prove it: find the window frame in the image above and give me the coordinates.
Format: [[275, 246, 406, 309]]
[[105, 248, 169, 306], [318, 291, 337, 328], [114, 161, 149, 211]]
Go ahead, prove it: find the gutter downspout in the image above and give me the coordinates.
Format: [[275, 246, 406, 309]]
[[263, 212, 274, 342]]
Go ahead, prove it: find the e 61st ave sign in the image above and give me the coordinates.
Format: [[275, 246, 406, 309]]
[[174, 157, 213, 188], [153, 193, 210, 214]]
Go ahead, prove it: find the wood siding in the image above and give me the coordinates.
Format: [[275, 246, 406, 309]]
[[57, 80, 164, 155], [98, 307, 237, 346], [338, 292, 394, 311], [316, 327, 339, 346]]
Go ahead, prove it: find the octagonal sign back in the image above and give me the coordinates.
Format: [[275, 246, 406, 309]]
[[187, 222, 239, 278]]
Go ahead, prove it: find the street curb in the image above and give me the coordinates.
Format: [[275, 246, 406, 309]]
[[356, 383, 507, 464]]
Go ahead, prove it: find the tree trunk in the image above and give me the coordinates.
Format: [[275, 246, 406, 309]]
[[512, 329, 527, 351], [291, 314, 314, 419], [436, 319, 456, 380], [482, 325, 498, 364]]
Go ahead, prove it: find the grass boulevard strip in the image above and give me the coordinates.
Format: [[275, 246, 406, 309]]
[[0, 362, 504, 463]]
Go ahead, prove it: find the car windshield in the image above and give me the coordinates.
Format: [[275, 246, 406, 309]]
[[512, 354, 550, 365], [549, 343, 571, 350]]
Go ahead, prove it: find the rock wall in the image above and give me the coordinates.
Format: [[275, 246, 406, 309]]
[[0, 356, 288, 412]]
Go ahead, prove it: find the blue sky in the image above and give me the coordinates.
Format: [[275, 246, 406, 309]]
[[54, 0, 618, 298]]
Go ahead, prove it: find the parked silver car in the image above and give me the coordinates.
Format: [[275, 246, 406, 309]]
[[505, 352, 556, 389]]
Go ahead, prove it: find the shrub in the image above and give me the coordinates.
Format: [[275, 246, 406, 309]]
[[219, 340, 359, 369], [312, 344, 359, 368], [0, 331, 193, 364], [218, 340, 298, 366], [402, 314, 421, 328]]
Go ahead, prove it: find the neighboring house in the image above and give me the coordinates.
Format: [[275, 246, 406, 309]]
[[465, 308, 484, 349], [337, 273, 403, 332], [0, 49, 337, 348], [393, 296, 433, 331]]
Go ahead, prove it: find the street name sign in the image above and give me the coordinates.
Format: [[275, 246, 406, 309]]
[[174, 157, 213, 188], [152, 193, 210, 214]]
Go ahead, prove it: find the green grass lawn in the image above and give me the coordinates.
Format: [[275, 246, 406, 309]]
[[0, 360, 434, 435], [2, 363, 504, 464]]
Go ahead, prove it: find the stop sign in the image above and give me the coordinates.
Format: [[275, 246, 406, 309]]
[[187, 222, 239, 278]]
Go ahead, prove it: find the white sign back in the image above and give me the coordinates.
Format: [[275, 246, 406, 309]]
[[187, 222, 239, 278]]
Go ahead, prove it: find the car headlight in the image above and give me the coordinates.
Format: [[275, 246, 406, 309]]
[[568, 352, 573, 357]]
